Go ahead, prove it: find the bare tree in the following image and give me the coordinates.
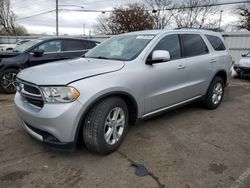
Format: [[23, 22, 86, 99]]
[[94, 15, 113, 35], [173, 0, 219, 29], [0, 25, 27, 35], [0, 0, 27, 35], [145, 0, 173, 29], [94, 4, 154, 35], [236, 3, 250, 31]]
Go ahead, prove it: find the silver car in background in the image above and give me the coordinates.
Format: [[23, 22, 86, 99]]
[[234, 52, 250, 78], [15, 29, 232, 154]]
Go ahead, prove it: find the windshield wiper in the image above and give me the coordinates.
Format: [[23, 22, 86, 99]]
[[86, 56, 108, 60], [13, 50, 19, 52]]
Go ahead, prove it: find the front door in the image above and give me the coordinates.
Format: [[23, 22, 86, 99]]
[[144, 34, 189, 114], [29, 40, 63, 66]]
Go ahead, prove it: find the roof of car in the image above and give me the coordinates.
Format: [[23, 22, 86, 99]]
[[122, 29, 221, 37], [122, 30, 162, 35], [37, 36, 100, 43]]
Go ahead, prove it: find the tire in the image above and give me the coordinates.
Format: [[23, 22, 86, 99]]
[[203, 76, 225, 109], [0, 69, 18, 94], [234, 73, 240, 78], [82, 97, 128, 154]]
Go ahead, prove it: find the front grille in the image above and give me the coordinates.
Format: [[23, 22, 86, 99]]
[[240, 67, 250, 76], [23, 84, 41, 95], [17, 79, 44, 108]]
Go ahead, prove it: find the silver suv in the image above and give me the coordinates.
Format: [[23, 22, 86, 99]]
[[15, 29, 231, 154]]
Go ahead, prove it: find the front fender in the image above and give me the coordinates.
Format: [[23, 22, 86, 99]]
[[69, 85, 141, 145], [1, 54, 29, 71]]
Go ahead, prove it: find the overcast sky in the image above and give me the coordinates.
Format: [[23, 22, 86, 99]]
[[10, 0, 243, 35]]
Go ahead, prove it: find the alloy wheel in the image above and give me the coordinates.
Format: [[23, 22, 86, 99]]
[[212, 82, 223, 105], [104, 107, 125, 145], [2, 72, 17, 93]]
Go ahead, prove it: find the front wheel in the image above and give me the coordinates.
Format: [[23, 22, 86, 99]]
[[0, 69, 18, 94], [203, 76, 225, 109], [82, 97, 128, 154]]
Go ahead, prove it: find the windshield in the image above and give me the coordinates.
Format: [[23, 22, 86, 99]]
[[85, 34, 155, 61], [14, 39, 42, 53]]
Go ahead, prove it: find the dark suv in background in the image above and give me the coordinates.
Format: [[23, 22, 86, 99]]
[[0, 37, 99, 93]]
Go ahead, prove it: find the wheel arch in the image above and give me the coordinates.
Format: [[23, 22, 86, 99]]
[[74, 91, 139, 144], [1, 65, 21, 72], [214, 70, 227, 85]]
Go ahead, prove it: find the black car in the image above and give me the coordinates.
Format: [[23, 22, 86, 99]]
[[0, 37, 99, 93]]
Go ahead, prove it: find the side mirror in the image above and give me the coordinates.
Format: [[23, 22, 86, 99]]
[[32, 49, 44, 57], [146, 50, 170, 65]]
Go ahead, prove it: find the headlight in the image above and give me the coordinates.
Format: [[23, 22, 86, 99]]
[[40, 86, 80, 103]]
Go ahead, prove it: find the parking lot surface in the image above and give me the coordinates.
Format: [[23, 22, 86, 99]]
[[0, 78, 250, 188]]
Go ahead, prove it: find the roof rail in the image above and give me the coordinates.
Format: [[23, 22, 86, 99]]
[[175, 27, 203, 30], [174, 27, 215, 31]]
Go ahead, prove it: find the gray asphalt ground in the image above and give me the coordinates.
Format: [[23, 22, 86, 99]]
[[0, 78, 250, 188]]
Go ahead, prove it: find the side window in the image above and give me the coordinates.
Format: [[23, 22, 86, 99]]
[[37, 40, 62, 53], [63, 40, 84, 51], [205, 35, 226, 51], [181, 34, 208, 57], [153, 34, 181, 60], [83, 41, 97, 49]]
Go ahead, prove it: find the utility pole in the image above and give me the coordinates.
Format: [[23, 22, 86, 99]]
[[83, 24, 85, 36], [219, 10, 223, 30], [56, 0, 59, 36]]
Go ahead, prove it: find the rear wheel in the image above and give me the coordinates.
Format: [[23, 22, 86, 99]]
[[82, 97, 128, 154], [0, 69, 18, 94], [203, 76, 225, 109]]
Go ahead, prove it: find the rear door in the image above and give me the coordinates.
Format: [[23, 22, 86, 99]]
[[179, 33, 214, 98], [61, 39, 89, 59], [29, 40, 63, 66], [205, 34, 231, 74]]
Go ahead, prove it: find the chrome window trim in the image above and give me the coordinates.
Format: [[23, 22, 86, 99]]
[[30, 49, 89, 55]]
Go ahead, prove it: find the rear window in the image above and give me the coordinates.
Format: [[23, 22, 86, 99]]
[[205, 35, 226, 51], [63, 40, 84, 51], [83, 41, 97, 49], [180, 34, 208, 57]]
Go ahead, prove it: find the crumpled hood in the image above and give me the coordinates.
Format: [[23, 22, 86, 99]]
[[17, 58, 125, 85]]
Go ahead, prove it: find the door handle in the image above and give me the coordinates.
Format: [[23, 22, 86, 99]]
[[210, 59, 217, 63], [177, 65, 186, 70]]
